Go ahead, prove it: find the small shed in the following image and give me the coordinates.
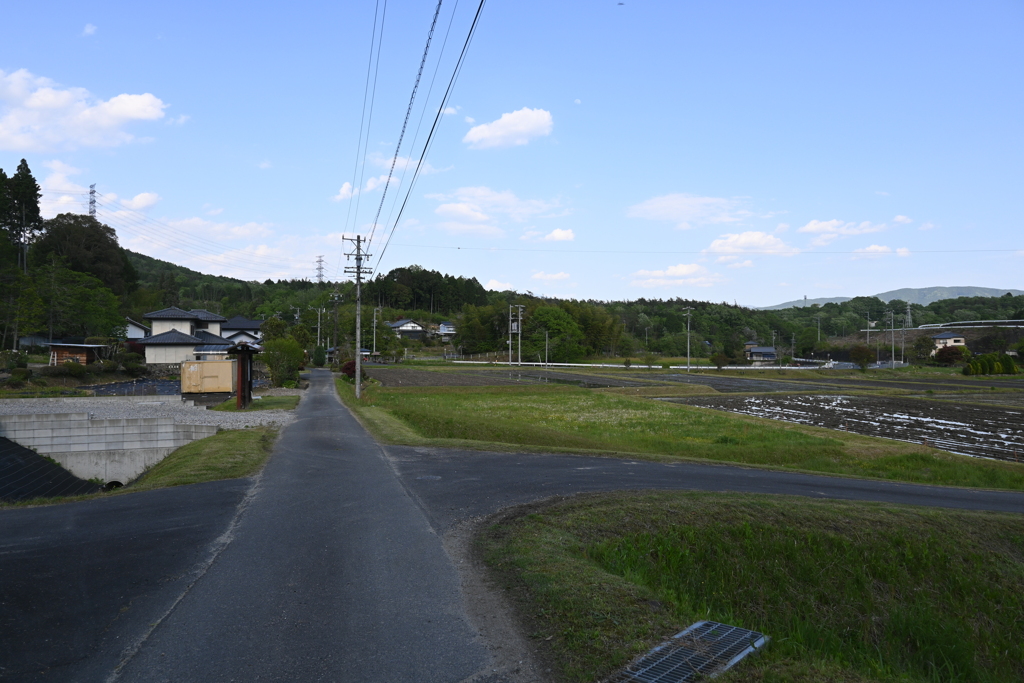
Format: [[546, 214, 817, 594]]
[[47, 343, 108, 366]]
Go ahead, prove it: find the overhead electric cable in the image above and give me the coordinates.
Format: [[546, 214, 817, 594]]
[[337, 0, 389, 278], [375, 0, 461, 250], [366, 0, 445, 249], [373, 0, 488, 273], [384, 242, 1017, 255]]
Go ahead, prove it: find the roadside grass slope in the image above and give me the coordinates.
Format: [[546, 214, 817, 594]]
[[480, 491, 1024, 683]]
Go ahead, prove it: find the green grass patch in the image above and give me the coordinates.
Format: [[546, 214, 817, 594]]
[[480, 491, 1024, 682], [337, 381, 1024, 489], [128, 427, 277, 490], [212, 395, 299, 412], [0, 387, 89, 399]]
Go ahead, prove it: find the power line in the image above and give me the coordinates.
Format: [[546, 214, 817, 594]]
[[373, 0, 488, 273], [366, 0, 445, 250], [382, 242, 1022, 256], [337, 0, 389, 279]]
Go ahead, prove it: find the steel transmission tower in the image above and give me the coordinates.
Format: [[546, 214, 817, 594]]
[[315, 255, 325, 285], [89, 184, 96, 217], [344, 236, 372, 398]]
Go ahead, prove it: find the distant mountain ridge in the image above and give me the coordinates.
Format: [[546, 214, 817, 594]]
[[762, 286, 1024, 310]]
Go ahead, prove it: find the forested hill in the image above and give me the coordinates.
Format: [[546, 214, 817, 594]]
[[122, 251, 490, 322]]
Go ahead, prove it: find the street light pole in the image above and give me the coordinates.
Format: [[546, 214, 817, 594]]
[[682, 306, 694, 372]]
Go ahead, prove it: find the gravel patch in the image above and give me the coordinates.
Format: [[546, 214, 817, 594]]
[[0, 396, 298, 429]]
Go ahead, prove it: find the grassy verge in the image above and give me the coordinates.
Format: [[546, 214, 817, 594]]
[[212, 395, 299, 412], [337, 380, 1024, 489], [480, 491, 1024, 682], [129, 427, 277, 490], [1, 427, 277, 508], [0, 387, 89, 399]]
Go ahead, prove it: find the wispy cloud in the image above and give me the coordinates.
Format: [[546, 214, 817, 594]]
[[81, 24, 97, 37], [798, 219, 885, 246], [705, 231, 799, 260], [851, 244, 893, 259], [628, 193, 752, 230], [893, 215, 913, 224], [630, 263, 721, 288], [532, 271, 570, 281], [463, 107, 553, 149]]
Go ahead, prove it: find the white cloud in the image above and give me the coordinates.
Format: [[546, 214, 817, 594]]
[[893, 215, 913, 224], [82, 24, 97, 37], [428, 186, 556, 222], [532, 271, 570, 281], [775, 223, 790, 233], [705, 231, 799, 258], [727, 260, 754, 268], [464, 116, 475, 124], [485, 279, 512, 291], [207, 208, 224, 216], [443, 106, 459, 115], [627, 193, 751, 229], [896, 247, 911, 257], [332, 174, 397, 201], [121, 192, 161, 210], [333, 182, 356, 201], [0, 69, 168, 151], [876, 190, 890, 196], [630, 263, 721, 288], [574, 98, 581, 105], [797, 219, 885, 246], [542, 228, 574, 241], [166, 114, 189, 126], [919, 222, 936, 231], [851, 245, 892, 259], [258, 160, 272, 169], [462, 107, 553, 149], [436, 203, 489, 222]]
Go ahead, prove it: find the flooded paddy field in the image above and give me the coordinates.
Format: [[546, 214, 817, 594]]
[[668, 394, 1024, 463]]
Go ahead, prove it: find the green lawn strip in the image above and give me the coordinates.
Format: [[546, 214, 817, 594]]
[[211, 395, 300, 412], [0, 388, 90, 399], [337, 381, 1024, 490], [129, 427, 277, 490], [480, 491, 1024, 683]]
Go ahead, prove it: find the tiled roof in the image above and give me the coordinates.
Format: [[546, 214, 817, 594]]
[[223, 315, 264, 330], [194, 344, 231, 353], [931, 332, 963, 339], [195, 330, 232, 344], [748, 346, 776, 353], [189, 309, 227, 322], [137, 330, 202, 345], [125, 317, 151, 331], [143, 306, 199, 321]]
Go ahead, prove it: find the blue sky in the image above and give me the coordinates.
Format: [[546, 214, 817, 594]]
[[3, 1, 1021, 307]]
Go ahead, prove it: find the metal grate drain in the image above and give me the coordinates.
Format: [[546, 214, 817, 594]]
[[606, 621, 769, 683]]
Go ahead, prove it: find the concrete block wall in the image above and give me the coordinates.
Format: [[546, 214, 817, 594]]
[[0, 413, 217, 484]]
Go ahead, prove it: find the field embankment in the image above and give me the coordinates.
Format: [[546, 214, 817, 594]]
[[480, 491, 1024, 682]]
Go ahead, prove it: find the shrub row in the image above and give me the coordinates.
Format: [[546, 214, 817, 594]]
[[963, 353, 1019, 375]]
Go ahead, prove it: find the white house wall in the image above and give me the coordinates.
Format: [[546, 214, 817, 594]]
[[145, 345, 196, 364], [151, 320, 194, 335]]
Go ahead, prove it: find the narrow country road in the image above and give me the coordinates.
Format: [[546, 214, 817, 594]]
[[2, 368, 1022, 682]]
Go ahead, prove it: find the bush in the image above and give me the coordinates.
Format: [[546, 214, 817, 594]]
[[312, 346, 326, 368], [934, 346, 965, 366], [92, 360, 118, 373], [282, 380, 298, 389], [262, 338, 304, 387], [711, 352, 729, 370], [340, 360, 368, 381], [63, 360, 88, 378], [10, 367, 32, 381], [849, 344, 874, 371], [3, 379, 26, 389]]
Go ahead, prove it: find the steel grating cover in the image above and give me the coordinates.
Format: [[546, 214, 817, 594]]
[[606, 621, 769, 683]]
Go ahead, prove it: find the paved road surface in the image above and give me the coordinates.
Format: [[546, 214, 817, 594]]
[[2, 368, 1023, 682]]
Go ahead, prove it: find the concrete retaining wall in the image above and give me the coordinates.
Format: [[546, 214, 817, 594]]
[[0, 413, 217, 484]]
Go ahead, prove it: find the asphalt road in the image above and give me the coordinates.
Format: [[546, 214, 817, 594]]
[[2, 368, 1023, 682]]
